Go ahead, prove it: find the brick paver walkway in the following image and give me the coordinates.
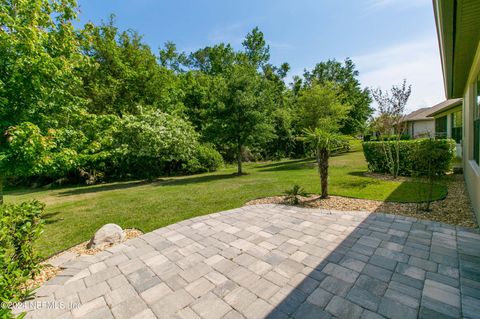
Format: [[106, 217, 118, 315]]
[[16, 204, 480, 319]]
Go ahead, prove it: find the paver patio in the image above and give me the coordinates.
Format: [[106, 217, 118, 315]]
[[15, 204, 480, 319]]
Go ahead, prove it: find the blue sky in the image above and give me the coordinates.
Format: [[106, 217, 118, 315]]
[[76, 0, 443, 112]]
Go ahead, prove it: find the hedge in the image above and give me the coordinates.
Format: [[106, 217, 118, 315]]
[[0, 201, 44, 318], [362, 139, 455, 176]]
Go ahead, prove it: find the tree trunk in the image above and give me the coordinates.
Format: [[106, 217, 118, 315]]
[[236, 144, 243, 176], [318, 147, 329, 199], [0, 175, 3, 205]]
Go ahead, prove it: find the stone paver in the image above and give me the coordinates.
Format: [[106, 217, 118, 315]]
[[13, 204, 480, 319]]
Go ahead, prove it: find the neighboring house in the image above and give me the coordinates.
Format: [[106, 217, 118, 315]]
[[433, 0, 480, 221], [403, 108, 435, 138], [426, 98, 463, 157]]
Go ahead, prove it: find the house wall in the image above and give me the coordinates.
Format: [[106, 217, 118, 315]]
[[434, 105, 463, 157], [463, 42, 480, 223], [408, 120, 434, 138]]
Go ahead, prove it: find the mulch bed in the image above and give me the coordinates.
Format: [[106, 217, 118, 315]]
[[246, 174, 478, 229]]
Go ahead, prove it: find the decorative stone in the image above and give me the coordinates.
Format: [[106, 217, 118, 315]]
[[87, 224, 125, 249]]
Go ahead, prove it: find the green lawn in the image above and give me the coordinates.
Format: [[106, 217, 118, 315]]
[[5, 141, 447, 258]]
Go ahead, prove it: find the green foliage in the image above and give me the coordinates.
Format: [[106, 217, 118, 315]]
[[299, 85, 351, 198], [296, 82, 351, 132], [241, 27, 270, 68], [284, 184, 307, 205], [0, 201, 44, 318], [183, 144, 224, 174], [362, 139, 455, 176], [188, 43, 237, 75], [0, 0, 86, 130], [207, 63, 275, 174], [112, 111, 200, 177], [303, 58, 373, 134], [365, 134, 411, 141], [0, 0, 373, 187], [0, 123, 52, 178], [80, 17, 184, 116]]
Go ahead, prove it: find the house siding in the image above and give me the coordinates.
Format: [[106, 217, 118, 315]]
[[407, 120, 434, 138], [462, 42, 480, 223]]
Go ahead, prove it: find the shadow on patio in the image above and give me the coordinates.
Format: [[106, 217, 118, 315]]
[[263, 204, 473, 319]]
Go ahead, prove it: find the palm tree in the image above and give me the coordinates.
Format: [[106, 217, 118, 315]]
[[304, 128, 344, 199]]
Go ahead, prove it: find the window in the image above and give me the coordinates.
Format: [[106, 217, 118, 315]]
[[435, 116, 448, 138], [475, 75, 480, 164], [451, 109, 462, 143]]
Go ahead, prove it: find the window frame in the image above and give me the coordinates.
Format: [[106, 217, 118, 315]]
[[474, 75, 480, 164]]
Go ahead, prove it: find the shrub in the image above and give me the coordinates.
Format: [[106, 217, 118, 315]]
[[362, 139, 455, 176], [330, 135, 351, 154], [378, 134, 411, 141], [183, 144, 224, 174], [284, 184, 308, 205], [111, 111, 200, 178], [0, 201, 44, 318]]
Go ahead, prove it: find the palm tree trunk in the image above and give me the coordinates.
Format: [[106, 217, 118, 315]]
[[318, 147, 329, 198]]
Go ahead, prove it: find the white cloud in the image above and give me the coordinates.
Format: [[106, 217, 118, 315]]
[[353, 37, 445, 113]]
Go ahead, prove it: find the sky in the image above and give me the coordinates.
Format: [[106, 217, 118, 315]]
[[76, 0, 445, 113]]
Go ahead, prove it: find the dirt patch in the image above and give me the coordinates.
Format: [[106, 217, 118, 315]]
[[24, 228, 143, 290], [246, 174, 477, 228]]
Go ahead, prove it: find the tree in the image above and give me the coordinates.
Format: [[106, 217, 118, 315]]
[[304, 129, 346, 198], [159, 41, 189, 73], [297, 83, 350, 197], [0, 123, 52, 204], [207, 64, 274, 175], [0, 0, 86, 131], [188, 43, 236, 75], [304, 58, 372, 135], [241, 27, 270, 68], [371, 79, 412, 178], [80, 18, 184, 116]]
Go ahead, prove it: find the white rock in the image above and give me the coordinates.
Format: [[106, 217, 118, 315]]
[[87, 224, 125, 249]]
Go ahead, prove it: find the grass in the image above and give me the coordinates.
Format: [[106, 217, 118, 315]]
[[5, 141, 447, 258]]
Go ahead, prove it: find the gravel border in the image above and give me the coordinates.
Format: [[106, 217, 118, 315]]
[[246, 174, 478, 228]]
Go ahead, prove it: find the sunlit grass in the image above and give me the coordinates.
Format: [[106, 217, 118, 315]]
[[5, 140, 447, 257]]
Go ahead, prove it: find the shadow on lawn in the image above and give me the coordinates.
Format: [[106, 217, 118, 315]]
[[256, 158, 316, 172], [56, 173, 238, 197], [42, 211, 63, 225]]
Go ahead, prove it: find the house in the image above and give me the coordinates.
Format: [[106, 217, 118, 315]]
[[402, 99, 462, 147], [403, 108, 435, 138], [433, 0, 480, 221], [426, 98, 463, 157]]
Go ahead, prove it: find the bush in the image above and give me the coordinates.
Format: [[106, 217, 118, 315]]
[[378, 134, 411, 141], [362, 139, 455, 176], [183, 144, 224, 174], [0, 201, 44, 318], [111, 111, 200, 178], [284, 184, 308, 205], [331, 135, 351, 154]]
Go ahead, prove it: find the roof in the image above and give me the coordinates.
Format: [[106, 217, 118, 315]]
[[404, 108, 435, 122], [403, 98, 462, 122], [433, 0, 480, 98], [427, 98, 463, 117]]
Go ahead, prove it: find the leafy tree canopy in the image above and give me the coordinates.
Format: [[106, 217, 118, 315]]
[[304, 58, 372, 134]]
